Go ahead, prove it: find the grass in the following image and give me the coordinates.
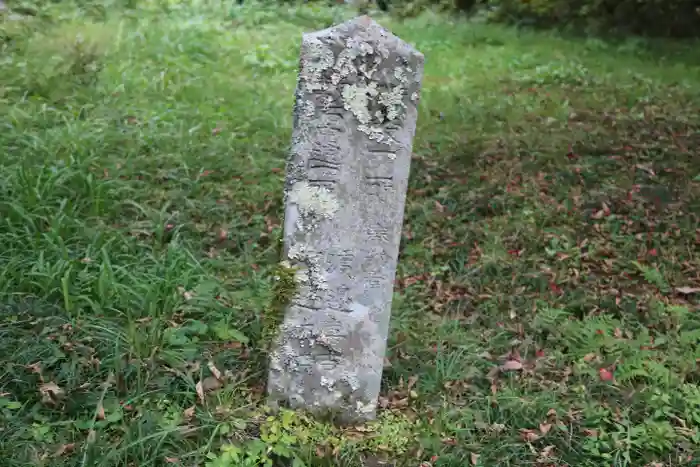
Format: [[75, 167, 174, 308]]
[[1, 1, 700, 466]]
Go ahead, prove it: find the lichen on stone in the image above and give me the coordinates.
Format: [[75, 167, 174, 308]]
[[288, 181, 339, 219], [299, 36, 334, 93], [341, 82, 378, 125]]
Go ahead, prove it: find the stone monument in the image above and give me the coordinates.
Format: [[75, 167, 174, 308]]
[[267, 16, 424, 423]]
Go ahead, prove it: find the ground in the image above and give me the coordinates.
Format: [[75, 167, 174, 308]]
[[1, 2, 699, 466]]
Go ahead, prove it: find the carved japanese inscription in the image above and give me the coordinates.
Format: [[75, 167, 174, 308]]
[[267, 16, 424, 423]]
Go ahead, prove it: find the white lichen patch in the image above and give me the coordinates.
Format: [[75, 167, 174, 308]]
[[358, 125, 399, 146], [287, 242, 328, 295], [379, 85, 406, 121], [299, 37, 335, 93], [289, 181, 339, 219], [341, 82, 378, 125], [410, 91, 420, 103]]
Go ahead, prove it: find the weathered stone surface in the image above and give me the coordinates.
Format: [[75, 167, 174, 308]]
[[267, 16, 424, 423]]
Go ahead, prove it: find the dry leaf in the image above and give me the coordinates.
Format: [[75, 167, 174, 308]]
[[96, 403, 105, 420], [520, 429, 540, 443], [39, 382, 65, 404], [470, 452, 480, 465], [164, 457, 180, 463], [195, 381, 205, 404], [539, 422, 552, 435], [196, 376, 223, 404], [407, 375, 419, 390], [53, 443, 76, 457], [500, 360, 523, 372], [583, 352, 597, 362], [183, 405, 195, 419], [675, 286, 700, 295], [537, 445, 555, 461], [207, 361, 222, 381]]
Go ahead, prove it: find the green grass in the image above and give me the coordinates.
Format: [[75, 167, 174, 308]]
[[1, 1, 700, 466]]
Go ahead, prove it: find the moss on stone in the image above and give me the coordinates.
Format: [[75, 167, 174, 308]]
[[260, 236, 299, 353]]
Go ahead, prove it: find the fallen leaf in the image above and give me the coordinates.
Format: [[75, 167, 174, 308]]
[[539, 422, 552, 435], [164, 456, 180, 463], [39, 382, 65, 404], [207, 361, 222, 381], [583, 353, 597, 362], [500, 360, 523, 372], [53, 443, 76, 457], [470, 452, 480, 465], [184, 405, 195, 419], [195, 381, 205, 404], [599, 368, 614, 382], [537, 445, 555, 461], [520, 429, 541, 443], [675, 286, 700, 295], [96, 403, 105, 420]]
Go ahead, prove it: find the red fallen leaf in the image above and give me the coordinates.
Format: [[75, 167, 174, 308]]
[[217, 229, 228, 242], [583, 428, 598, 437], [599, 368, 614, 382], [431, 455, 439, 462], [648, 248, 658, 256], [271, 167, 282, 173], [536, 349, 545, 358], [549, 281, 562, 295]]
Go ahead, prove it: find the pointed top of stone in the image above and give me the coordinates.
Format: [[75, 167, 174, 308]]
[[303, 15, 424, 62]]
